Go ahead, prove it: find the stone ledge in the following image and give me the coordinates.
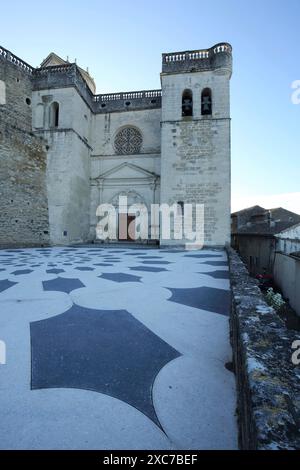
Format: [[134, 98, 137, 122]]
[[227, 247, 300, 449]]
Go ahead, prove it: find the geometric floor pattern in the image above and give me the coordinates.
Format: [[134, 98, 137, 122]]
[[0, 245, 237, 450], [42, 277, 85, 293], [31, 305, 180, 428], [167, 286, 231, 315]]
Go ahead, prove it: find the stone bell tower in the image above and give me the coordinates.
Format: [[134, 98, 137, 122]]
[[160, 43, 232, 246]]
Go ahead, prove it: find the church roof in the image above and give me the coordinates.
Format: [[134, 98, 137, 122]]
[[40, 52, 67, 68], [40, 52, 96, 94]]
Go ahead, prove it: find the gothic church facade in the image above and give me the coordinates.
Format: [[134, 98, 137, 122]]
[[0, 43, 232, 246]]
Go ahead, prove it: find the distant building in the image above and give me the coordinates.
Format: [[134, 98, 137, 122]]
[[275, 223, 300, 255], [273, 224, 300, 316], [231, 206, 300, 275]]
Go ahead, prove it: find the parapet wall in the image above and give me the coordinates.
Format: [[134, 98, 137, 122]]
[[0, 47, 33, 132], [34, 64, 162, 114], [228, 247, 300, 449], [0, 45, 162, 115], [1, 42, 231, 116], [93, 89, 162, 114], [162, 43, 232, 74]]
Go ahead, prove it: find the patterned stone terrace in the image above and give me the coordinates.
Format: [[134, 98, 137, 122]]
[[0, 246, 237, 449]]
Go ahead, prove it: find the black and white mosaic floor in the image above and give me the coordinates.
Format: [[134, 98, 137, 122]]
[[0, 246, 237, 449]]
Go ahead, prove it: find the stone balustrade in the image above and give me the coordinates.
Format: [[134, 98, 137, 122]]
[[35, 64, 75, 75], [162, 42, 232, 73], [163, 43, 232, 63], [94, 89, 162, 102], [93, 89, 162, 113], [213, 43, 231, 54], [164, 50, 209, 63], [0, 46, 34, 74]]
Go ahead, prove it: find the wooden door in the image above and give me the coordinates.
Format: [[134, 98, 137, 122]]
[[118, 214, 135, 241]]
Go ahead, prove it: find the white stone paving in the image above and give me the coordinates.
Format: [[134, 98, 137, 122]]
[[0, 246, 237, 449]]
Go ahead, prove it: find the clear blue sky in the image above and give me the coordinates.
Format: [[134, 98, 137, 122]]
[[1, 0, 299, 211]]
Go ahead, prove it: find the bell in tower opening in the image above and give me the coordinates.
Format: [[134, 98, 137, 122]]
[[182, 89, 193, 117]]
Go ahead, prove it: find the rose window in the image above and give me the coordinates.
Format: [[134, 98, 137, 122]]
[[114, 127, 142, 155]]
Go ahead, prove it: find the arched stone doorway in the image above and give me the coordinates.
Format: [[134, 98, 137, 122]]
[[110, 190, 148, 242]]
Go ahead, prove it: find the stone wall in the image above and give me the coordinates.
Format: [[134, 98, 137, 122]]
[[276, 224, 300, 255], [0, 55, 49, 247], [233, 234, 275, 276], [160, 68, 231, 246], [31, 86, 92, 246], [43, 130, 91, 245], [0, 53, 33, 132], [228, 247, 300, 449], [274, 252, 300, 317]]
